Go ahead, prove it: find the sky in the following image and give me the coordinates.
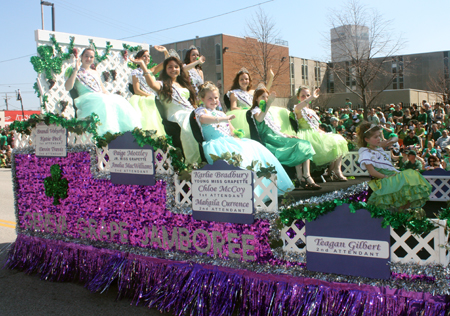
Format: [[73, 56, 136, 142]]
[[0, 0, 448, 111]]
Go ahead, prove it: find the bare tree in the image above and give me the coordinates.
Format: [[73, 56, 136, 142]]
[[327, 0, 406, 117], [237, 8, 289, 92], [427, 71, 449, 103]]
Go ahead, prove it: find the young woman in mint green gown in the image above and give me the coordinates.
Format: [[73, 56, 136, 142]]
[[250, 86, 320, 190], [357, 122, 431, 209], [195, 82, 294, 196], [294, 86, 348, 181], [65, 48, 141, 136]]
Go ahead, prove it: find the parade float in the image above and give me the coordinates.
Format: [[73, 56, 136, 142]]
[[6, 30, 450, 315]]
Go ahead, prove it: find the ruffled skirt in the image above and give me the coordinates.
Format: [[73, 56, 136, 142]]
[[367, 169, 432, 209], [75, 92, 141, 136], [129, 94, 165, 136], [203, 137, 294, 196], [296, 129, 348, 166]]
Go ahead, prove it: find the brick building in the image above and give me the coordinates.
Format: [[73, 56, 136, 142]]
[[150, 34, 291, 108]]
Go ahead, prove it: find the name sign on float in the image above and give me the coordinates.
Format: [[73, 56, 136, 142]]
[[192, 160, 254, 224], [109, 132, 155, 186], [35, 123, 67, 157], [305, 204, 391, 279]]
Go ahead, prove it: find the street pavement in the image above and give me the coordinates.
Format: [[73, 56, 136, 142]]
[[0, 169, 171, 316]]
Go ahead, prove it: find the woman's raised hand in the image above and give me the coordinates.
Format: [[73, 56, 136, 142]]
[[199, 56, 206, 64], [74, 56, 81, 71], [268, 91, 277, 104], [129, 56, 146, 69], [312, 88, 320, 99], [154, 45, 167, 53]]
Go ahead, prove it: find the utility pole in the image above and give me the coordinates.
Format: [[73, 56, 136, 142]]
[[16, 90, 24, 121], [4, 93, 11, 110], [41, 1, 55, 31]]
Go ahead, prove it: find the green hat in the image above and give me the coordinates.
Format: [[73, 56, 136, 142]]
[[341, 114, 349, 120], [408, 150, 417, 156], [390, 107, 395, 111]]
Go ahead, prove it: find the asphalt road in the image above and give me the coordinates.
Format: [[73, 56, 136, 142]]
[[0, 169, 171, 316]]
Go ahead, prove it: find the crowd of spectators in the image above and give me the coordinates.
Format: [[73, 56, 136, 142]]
[[0, 126, 14, 168], [314, 100, 450, 172]]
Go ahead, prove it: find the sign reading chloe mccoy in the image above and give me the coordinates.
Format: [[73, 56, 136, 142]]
[[192, 160, 254, 224], [35, 123, 67, 157]]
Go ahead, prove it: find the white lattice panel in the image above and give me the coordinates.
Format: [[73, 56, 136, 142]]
[[173, 171, 278, 213], [281, 219, 450, 265], [341, 151, 391, 176], [35, 30, 148, 117], [423, 176, 450, 201], [13, 130, 37, 148]]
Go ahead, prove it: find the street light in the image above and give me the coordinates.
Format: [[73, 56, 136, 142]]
[[41, 1, 55, 31], [16, 90, 25, 121]]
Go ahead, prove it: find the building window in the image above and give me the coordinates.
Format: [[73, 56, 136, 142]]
[[216, 72, 222, 81], [215, 44, 221, 65], [327, 70, 335, 94], [290, 62, 294, 79], [301, 63, 305, 80]]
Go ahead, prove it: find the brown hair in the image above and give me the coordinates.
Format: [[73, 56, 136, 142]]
[[356, 121, 382, 148], [250, 88, 269, 111], [296, 86, 309, 98], [229, 71, 252, 91], [81, 48, 95, 57], [134, 50, 148, 68], [159, 57, 196, 106], [183, 47, 202, 71]]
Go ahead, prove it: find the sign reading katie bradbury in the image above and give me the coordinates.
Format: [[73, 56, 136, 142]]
[[109, 132, 155, 186], [192, 160, 254, 224], [306, 204, 390, 279], [35, 123, 67, 157]]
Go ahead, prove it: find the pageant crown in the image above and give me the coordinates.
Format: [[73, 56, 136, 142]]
[[168, 49, 180, 60], [255, 82, 267, 92], [237, 67, 249, 75], [189, 45, 197, 50]]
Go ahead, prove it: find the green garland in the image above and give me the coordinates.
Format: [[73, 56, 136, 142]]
[[50, 35, 75, 60], [122, 43, 142, 52], [279, 198, 450, 236], [89, 40, 113, 63]]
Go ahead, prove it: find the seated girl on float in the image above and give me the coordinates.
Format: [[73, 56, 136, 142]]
[[250, 84, 320, 190], [65, 47, 141, 136], [130, 54, 200, 164], [129, 46, 170, 136], [194, 81, 294, 196], [357, 122, 432, 210]]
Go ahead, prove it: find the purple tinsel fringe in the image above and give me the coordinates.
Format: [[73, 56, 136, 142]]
[[6, 234, 450, 316]]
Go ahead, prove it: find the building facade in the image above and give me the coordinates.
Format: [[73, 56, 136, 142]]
[[150, 33, 291, 108]]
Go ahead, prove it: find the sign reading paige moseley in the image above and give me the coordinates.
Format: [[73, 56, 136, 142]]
[[109, 132, 155, 186], [35, 123, 67, 157], [192, 160, 254, 224], [306, 204, 390, 279]]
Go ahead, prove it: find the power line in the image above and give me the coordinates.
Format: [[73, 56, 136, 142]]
[[0, 54, 35, 64], [119, 0, 274, 40]]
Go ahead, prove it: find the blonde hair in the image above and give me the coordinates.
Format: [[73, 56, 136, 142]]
[[198, 81, 219, 100]]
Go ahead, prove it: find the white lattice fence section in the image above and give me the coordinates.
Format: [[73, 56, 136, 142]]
[[341, 151, 391, 176], [35, 30, 148, 117], [173, 172, 278, 213], [14, 130, 94, 149], [422, 169, 450, 202], [281, 219, 450, 265]]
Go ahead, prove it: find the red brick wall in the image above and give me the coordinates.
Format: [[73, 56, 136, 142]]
[[222, 35, 290, 99]]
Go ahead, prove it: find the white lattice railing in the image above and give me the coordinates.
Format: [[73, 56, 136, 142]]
[[14, 130, 95, 149], [174, 173, 278, 213], [35, 29, 148, 117], [341, 151, 391, 176], [422, 169, 450, 202], [282, 219, 450, 265]]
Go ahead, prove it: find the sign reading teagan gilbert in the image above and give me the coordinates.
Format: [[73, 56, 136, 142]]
[[35, 123, 67, 157], [192, 160, 254, 224]]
